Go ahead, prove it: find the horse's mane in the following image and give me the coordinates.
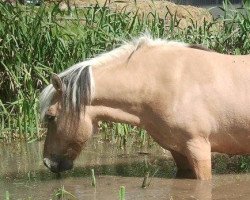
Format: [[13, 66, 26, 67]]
[[40, 35, 200, 120]]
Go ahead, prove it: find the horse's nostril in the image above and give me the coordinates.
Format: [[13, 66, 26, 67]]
[[43, 157, 59, 173], [43, 158, 51, 169], [43, 157, 73, 173]]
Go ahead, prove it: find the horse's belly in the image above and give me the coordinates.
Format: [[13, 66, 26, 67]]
[[210, 131, 250, 155]]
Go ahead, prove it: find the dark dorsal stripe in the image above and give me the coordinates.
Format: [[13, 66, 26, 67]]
[[188, 44, 214, 52]]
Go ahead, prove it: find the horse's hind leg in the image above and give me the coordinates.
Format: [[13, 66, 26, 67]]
[[185, 137, 212, 180], [170, 150, 195, 179]]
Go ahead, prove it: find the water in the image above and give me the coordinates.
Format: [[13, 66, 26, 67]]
[[0, 137, 250, 199]]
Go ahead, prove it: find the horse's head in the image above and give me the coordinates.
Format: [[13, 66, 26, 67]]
[[42, 73, 96, 173]]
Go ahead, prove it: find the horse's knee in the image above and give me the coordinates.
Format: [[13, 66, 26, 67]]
[[185, 138, 212, 180]]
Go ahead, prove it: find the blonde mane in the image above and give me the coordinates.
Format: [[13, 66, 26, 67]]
[[39, 35, 187, 120]]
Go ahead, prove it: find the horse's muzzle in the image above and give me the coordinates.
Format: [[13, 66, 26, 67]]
[[43, 156, 73, 173]]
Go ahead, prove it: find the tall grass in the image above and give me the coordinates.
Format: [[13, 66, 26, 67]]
[[0, 1, 250, 142]]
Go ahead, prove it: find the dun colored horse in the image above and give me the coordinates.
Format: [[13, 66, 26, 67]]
[[40, 35, 250, 180]]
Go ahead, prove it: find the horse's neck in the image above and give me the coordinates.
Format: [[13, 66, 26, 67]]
[[90, 63, 144, 125]]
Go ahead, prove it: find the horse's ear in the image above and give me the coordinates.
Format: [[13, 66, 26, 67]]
[[51, 74, 63, 92]]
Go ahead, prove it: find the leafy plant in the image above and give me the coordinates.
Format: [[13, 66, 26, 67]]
[[1, 1, 250, 144]]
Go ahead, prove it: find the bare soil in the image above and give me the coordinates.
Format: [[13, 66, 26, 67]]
[[56, 0, 213, 28]]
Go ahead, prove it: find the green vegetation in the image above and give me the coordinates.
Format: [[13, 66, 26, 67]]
[[1, 0, 250, 143], [141, 171, 149, 188], [91, 168, 96, 187], [4, 191, 10, 200], [53, 185, 77, 199], [119, 186, 125, 200], [213, 154, 250, 174]]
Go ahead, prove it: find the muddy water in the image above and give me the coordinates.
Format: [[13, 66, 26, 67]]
[[0, 137, 250, 200]]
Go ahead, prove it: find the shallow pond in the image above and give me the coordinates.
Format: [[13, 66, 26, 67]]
[[0, 137, 250, 199]]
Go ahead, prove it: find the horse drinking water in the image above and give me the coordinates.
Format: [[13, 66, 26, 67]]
[[40, 36, 250, 180]]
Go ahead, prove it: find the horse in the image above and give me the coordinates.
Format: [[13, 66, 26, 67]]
[[40, 35, 250, 180]]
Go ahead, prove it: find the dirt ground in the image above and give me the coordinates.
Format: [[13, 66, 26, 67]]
[[57, 0, 213, 28]]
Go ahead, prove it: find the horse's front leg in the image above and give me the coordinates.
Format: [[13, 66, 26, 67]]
[[184, 137, 212, 180], [170, 150, 195, 179]]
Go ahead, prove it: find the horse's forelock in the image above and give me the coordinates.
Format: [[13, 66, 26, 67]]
[[63, 66, 92, 117], [39, 84, 55, 120], [40, 66, 93, 123]]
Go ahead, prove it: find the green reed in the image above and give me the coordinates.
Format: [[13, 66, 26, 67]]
[[91, 168, 96, 187], [119, 186, 125, 200], [141, 172, 149, 188], [53, 185, 76, 199], [1, 1, 250, 143], [4, 191, 10, 200]]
